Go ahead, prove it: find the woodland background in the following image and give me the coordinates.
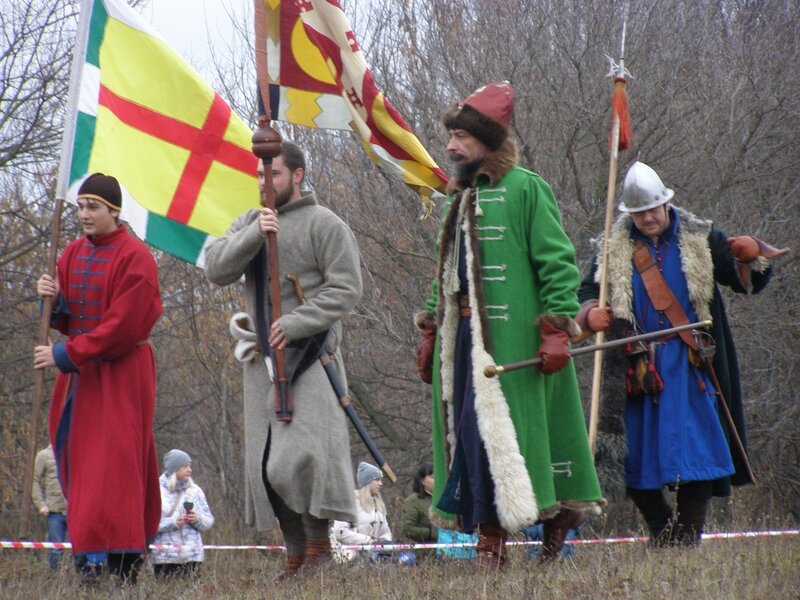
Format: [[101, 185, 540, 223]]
[[1, 0, 798, 545]]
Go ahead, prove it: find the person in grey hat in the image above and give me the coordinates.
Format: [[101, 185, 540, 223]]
[[332, 462, 393, 562], [578, 161, 787, 547], [151, 449, 215, 578], [356, 462, 383, 489], [34, 173, 162, 583]]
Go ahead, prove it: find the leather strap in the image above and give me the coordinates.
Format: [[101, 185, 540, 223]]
[[632, 241, 698, 351], [250, 243, 272, 358], [632, 243, 754, 482]]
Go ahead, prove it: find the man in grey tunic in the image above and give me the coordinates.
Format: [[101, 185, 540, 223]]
[[205, 142, 362, 576]]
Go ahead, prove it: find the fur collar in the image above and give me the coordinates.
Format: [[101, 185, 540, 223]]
[[596, 205, 715, 324], [445, 138, 519, 195]]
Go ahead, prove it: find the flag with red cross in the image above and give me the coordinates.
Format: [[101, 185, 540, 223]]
[[58, 0, 259, 266]]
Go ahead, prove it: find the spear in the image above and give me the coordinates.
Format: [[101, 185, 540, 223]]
[[587, 6, 632, 454], [252, 0, 291, 421]]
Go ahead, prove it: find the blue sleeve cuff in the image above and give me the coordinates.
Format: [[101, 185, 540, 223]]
[[40, 294, 70, 326], [53, 342, 78, 373]]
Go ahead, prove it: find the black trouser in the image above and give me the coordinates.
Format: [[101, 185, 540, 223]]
[[628, 480, 712, 546], [75, 551, 144, 583]]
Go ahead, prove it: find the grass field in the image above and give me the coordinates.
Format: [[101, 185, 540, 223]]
[[1, 533, 798, 599]]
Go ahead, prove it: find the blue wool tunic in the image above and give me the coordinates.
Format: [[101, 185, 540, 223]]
[[625, 212, 734, 489]]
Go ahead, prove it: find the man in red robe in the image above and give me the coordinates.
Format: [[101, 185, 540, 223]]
[[34, 173, 162, 582]]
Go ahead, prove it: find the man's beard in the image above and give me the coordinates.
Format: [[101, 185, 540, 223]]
[[449, 152, 483, 186], [274, 186, 294, 208]]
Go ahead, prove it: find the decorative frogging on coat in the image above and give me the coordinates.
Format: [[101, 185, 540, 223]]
[[435, 138, 540, 531]]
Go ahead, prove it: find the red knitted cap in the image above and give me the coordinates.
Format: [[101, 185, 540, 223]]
[[462, 81, 515, 130]]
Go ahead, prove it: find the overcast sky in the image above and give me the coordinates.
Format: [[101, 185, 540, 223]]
[[144, 0, 250, 75]]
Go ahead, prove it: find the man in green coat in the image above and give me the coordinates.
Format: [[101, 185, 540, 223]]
[[416, 82, 604, 568]]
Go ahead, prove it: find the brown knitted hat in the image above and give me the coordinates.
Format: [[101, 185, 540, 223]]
[[442, 81, 515, 151], [77, 173, 122, 210]]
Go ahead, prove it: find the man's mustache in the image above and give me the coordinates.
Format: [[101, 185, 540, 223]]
[[448, 151, 468, 163]]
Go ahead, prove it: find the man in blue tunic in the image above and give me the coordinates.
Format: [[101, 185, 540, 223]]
[[578, 162, 785, 546]]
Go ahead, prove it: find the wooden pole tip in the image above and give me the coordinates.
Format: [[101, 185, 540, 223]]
[[382, 464, 397, 484]]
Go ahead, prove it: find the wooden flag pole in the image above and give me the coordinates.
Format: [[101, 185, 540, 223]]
[[588, 11, 630, 454], [252, 0, 291, 420], [20, 197, 64, 537]]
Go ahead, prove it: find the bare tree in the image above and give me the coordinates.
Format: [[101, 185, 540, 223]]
[[1, 0, 797, 537]]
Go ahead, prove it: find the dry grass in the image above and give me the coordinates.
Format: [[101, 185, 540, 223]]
[[1, 534, 797, 599]]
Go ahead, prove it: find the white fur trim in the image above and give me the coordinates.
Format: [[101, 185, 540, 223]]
[[462, 211, 538, 531], [678, 230, 713, 322], [438, 239, 459, 463], [229, 312, 257, 362]]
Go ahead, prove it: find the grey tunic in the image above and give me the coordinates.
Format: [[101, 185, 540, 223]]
[[205, 192, 362, 525]]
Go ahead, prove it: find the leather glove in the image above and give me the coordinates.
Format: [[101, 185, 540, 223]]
[[727, 236, 759, 262], [587, 305, 613, 332], [536, 321, 571, 375], [416, 323, 437, 384]]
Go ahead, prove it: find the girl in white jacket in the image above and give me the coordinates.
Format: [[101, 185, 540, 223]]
[[151, 449, 214, 578], [332, 462, 391, 561]]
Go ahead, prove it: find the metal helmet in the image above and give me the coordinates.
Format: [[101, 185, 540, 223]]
[[618, 161, 674, 213]]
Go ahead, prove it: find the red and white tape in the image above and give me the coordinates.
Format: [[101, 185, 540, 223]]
[[1, 529, 797, 552]]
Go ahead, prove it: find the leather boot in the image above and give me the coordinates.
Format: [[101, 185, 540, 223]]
[[673, 481, 712, 547], [475, 523, 508, 572], [540, 509, 585, 562], [627, 487, 674, 547], [274, 553, 304, 581], [302, 538, 333, 571]]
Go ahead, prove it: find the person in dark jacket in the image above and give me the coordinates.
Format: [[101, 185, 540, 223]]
[[400, 463, 438, 544]]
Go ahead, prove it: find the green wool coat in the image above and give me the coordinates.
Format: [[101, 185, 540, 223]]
[[422, 140, 604, 532], [399, 492, 438, 542]]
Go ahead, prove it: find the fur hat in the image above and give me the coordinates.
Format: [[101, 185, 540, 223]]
[[77, 173, 122, 210], [442, 81, 515, 150], [356, 462, 382, 488], [164, 449, 191, 476]]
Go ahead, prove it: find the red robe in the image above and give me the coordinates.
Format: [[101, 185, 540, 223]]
[[48, 225, 162, 555]]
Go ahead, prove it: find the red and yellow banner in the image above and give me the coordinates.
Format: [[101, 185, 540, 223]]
[[263, 0, 447, 201]]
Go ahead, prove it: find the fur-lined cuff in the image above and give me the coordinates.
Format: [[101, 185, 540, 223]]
[[539, 499, 607, 522], [537, 313, 581, 339], [414, 311, 436, 330], [430, 510, 458, 531]]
